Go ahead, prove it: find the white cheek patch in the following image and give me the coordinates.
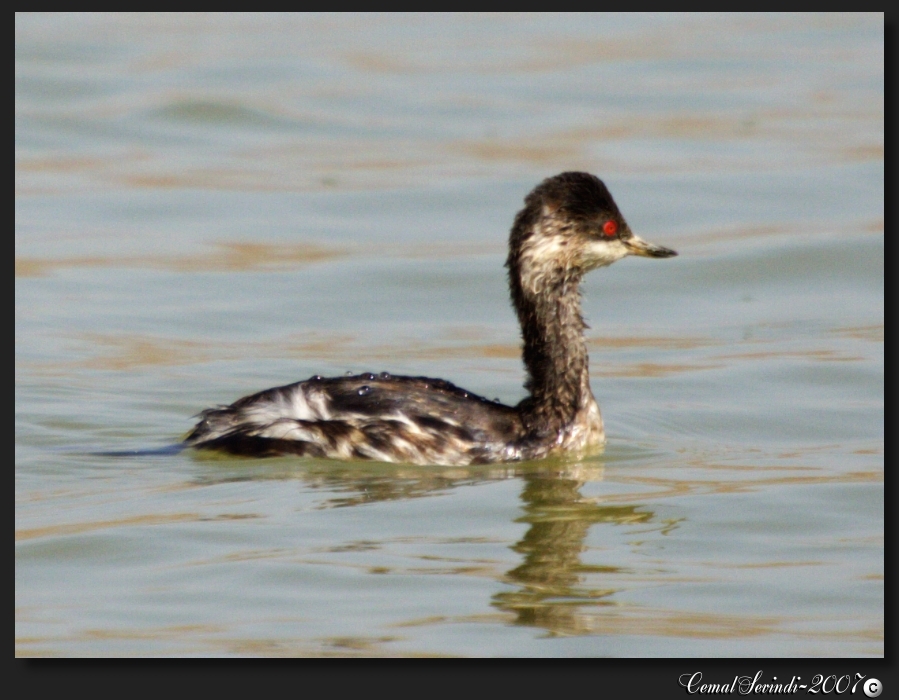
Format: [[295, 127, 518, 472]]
[[582, 238, 629, 269], [519, 233, 630, 293]]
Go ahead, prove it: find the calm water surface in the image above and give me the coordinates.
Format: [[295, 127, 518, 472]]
[[16, 13, 883, 656]]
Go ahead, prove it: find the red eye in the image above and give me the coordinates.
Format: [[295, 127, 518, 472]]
[[602, 220, 618, 237]]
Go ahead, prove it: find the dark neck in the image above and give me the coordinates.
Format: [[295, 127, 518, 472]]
[[508, 257, 593, 437]]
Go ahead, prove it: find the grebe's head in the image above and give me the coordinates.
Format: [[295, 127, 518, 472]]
[[508, 172, 676, 291]]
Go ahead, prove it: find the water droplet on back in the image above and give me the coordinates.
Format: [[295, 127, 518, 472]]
[[379, 372, 391, 380], [357, 385, 371, 396], [364, 372, 376, 380]]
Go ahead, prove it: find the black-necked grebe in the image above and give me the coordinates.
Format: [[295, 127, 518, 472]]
[[185, 172, 677, 465]]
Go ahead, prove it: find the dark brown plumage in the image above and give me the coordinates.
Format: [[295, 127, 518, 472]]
[[185, 172, 677, 465]]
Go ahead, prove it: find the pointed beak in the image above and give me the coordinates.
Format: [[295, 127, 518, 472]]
[[622, 233, 677, 259]]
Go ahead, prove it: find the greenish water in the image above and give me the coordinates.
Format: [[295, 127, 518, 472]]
[[16, 13, 883, 656]]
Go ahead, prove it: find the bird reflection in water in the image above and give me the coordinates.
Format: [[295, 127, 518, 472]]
[[192, 458, 677, 638], [492, 468, 656, 636]]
